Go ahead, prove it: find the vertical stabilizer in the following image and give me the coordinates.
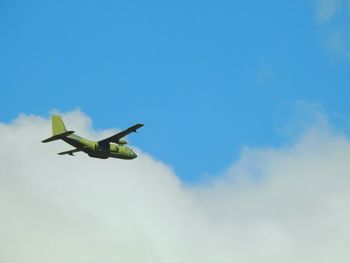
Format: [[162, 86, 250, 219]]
[[52, 115, 67, 135], [42, 115, 74, 143]]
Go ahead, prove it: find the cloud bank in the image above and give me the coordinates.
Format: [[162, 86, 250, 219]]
[[0, 110, 349, 262]]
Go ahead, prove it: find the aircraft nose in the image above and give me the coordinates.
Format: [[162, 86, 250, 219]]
[[132, 152, 137, 159]]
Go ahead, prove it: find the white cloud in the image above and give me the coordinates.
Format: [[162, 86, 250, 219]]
[[1, 109, 350, 262]]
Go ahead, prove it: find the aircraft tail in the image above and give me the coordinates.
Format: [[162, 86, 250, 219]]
[[42, 115, 75, 143], [52, 115, 67, 135]]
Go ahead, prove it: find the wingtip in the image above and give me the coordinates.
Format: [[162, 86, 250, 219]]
[[135, 123, 144, 132]]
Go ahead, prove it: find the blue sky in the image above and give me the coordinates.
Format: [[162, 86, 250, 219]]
[[1, 0, 350, 181]]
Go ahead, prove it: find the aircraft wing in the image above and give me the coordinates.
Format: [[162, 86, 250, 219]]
[[58, 148, 82, 156], [98, 123, 144, 145]]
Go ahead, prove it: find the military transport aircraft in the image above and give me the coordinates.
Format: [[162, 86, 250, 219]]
[[42, 115, 144, 160]]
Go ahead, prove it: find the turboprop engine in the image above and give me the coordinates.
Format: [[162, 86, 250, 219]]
[[118, 138, 127, 145]]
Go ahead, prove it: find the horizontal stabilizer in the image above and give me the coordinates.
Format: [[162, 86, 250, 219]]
[[57, 148, 81, 156], [42, 131, 75, 143]]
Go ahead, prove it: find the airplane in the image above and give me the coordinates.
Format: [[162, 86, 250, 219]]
[[42, 115, 144, 160]]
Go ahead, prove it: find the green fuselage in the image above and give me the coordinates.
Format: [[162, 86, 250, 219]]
[[64, 134, 137, 159]]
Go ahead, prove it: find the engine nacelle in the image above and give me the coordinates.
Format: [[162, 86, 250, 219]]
[[118, 139, 127, 145]]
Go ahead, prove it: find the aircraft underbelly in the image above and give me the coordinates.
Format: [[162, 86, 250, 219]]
[[88, 153, 108, 159], [63, 137, 132, 159], [109, 153, 132, 159]]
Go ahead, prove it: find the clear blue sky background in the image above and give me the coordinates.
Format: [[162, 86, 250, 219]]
[[1, 0, 349, 181]]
